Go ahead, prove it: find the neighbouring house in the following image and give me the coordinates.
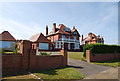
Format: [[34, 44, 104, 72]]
[[81, 32, 104, 45], [46, 23, 81, 51], [29, 33, 53, 51], [0, 31, 16, 51]]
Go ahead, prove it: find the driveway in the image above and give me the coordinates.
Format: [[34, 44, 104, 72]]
[[68, 58, 118, 79]]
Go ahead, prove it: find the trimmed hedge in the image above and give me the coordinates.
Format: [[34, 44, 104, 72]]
[[83, 43, 120, 58]]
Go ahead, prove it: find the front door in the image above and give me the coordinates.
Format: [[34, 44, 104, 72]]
[[70, 43, 74, 50]]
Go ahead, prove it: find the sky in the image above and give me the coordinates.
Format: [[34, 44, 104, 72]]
[[0, 2, 118, 45]]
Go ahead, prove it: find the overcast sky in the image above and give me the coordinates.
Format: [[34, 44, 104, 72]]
[[0, 2, 118, 44]]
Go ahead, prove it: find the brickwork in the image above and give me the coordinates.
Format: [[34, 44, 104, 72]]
[[2, 40, 67, 75], [86, 50, 120, 62]]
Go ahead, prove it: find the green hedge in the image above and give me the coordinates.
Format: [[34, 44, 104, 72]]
[[83, 43, 120, 58]]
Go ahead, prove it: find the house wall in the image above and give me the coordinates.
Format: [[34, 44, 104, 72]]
[[88, 40, 97, 44], [2, 40, 67, 75], [86, 50, 120, 62], [47, 34, 80, 51]]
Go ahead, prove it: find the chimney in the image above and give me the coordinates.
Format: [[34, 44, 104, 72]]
[[98, 35, 100, 37], [73, 26, 75, 29], [88, 33, 92, 40], [53, 23, 56, 33], [46, 25, 48, 35], [82, 35, 84, 41]]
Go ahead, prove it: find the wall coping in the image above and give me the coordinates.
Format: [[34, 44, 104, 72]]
[[2, 53, 23, 56], [36, 55, 63, 57]]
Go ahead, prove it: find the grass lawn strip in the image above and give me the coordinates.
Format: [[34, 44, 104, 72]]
[[68, 52, 84, 61], [33, 67, 84, 79], [92, 59, 120, 67], [2, 73, 36, 79], [2, 67, 84, 79]]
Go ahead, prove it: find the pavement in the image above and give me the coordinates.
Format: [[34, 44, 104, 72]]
[[68, 58, 118, 79]]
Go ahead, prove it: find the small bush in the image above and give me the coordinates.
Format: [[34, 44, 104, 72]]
[[40, 52, 51, 55], [0, 49, 5, 54], [13, 48, 18, 54], [83, 43, 120, 58], [13, 44, 18, 54]]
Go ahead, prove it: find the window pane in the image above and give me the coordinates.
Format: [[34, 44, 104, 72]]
[[39, 43, 49, 50]]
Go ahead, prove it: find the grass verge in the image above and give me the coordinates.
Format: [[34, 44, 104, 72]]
[[2, 72, 36, 79], [33, 67, 84, 79], [92, 59, 120, 67], [2, 67, 84, 80]]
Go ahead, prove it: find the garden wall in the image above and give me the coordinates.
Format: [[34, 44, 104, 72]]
[[2, 40, 67, 75], [86, 50, 120, 62]]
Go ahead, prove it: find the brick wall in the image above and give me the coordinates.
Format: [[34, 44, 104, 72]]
[[86, 50, 120, 62], [2, 40, 67, 75], [2, 54, 29, 74]]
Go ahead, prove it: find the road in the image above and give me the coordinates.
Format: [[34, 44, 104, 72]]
[[68, 58, 118, 79]]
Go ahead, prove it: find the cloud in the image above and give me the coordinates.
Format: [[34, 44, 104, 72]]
[[0, 17, 45, 40]]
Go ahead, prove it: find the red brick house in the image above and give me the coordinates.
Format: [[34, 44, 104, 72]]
[[0, 31, 16, 51], [29, 33, 53, 51], [46, 23, 81, 51], [81, 32, 104, 45]]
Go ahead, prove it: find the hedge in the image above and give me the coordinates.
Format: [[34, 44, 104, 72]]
[[83, 43, 120, 58]]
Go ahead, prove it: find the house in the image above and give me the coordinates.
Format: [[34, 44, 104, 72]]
[[0, 31, 16, 51], [81, 32, 104, 45], [29, 33, 52, 51], [46, 23, 81, 51]]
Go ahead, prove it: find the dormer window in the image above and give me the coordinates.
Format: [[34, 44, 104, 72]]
[[65, 28, 71, 32]]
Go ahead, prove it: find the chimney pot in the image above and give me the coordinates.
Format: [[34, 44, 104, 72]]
[[82, 35, 84, 41], [53, 23, 56, 33], [73, 26, 75, 29], [46, 25, 48, 35]]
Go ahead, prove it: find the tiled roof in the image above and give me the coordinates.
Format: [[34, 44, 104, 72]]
[[0, 31, 16, 41], [83, 33, 103, 41], [29, 33, 51, 43], [48, 24, 80, 36]]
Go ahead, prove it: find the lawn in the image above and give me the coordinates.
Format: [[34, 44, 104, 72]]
[[2, 67, 84, 80], [92, 59, 120, 67], [33, 67, 84, 79], [2, 72, 36, 79], [68, 52, 84, 61]]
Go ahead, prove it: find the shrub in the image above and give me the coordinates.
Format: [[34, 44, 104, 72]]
[[13, 48, 18, 54], [83, 43, 120, 58], [0, 49, 5, 54], [40, 52, 51, 55], [13, 44, 18, 54]]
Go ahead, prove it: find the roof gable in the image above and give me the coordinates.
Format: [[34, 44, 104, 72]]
[[71, 30, 80, 36], [29, 33, 51, 43], [0, 31, 16, 41]]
